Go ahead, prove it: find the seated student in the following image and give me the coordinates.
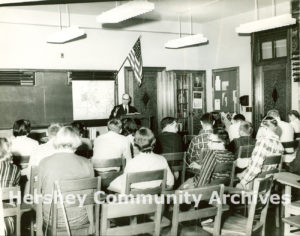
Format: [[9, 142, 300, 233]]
[[121, 118, 139, 157], [10, 119, 39, 158], [187, 113, 214, 169], [108, 127, 174, 193], [71, 121, 93, 158], [228, 114, 246, 142], [0, 138, 21, 236], [237, 116, 284, 189], [181, 129, 234, 189], [228, 121, 256, 157], [92, 118, 131, 171], [154, 117, 183, 154], [38, 126, 94, 230], [288, 110, 300, 134]]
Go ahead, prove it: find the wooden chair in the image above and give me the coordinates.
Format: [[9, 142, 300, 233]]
[[100, 196, 164, 235], [125, 169, 167, 196], [47, 177, 101, 236], [281, 141, 297, 154], [1, 186, 21, 236], [161, 152, 186, 185], [295, 132, 300, 140], [169, 184, 224, 236], [204, 176, 274, 236], [230, 145, 255, 187], [94, 158, 124, 189]]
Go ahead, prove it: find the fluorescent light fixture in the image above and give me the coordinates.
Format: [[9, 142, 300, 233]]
[[47, 26, 85, 44], [165, 34, 208, 49], [96, 0, 155, 24], [236, 14, 296, 34]]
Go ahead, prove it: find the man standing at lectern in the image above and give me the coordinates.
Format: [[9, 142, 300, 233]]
[[109, 93, 138, 119]]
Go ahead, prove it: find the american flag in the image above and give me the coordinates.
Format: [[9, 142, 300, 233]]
[[127, 37, 143, 86]]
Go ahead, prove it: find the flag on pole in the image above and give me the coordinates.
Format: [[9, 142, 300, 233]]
[[127, 37, 143, 86]]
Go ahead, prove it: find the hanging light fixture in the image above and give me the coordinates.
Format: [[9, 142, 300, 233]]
[[96, 0, 155, 24], [47, 5, 86, 44], [165, 14, 208, 49], [236, 0, 296, 34]]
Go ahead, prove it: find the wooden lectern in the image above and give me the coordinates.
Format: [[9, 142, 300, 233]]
[[120, 113, 153, 129]]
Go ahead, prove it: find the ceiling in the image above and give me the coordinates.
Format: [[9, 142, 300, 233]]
[[3, 0, 291, 23]]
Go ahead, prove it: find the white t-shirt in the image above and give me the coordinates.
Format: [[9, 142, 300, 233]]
[[11, 135, 39, 157]]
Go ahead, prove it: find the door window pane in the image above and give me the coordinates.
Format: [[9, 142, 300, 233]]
[[261, 41, 273, 59], [275, 39, 287, 57]]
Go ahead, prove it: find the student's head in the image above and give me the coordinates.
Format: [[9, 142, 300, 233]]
[[261, 116, 282, 137], [0, 138, 11, 160], [288, 110, 300, 122], [13, 119, 31, 137], [161, 117, 178, 133], [122, 118, 138, 136], [122, 93, 131, 106], [266, 110, 281, 121], [232, 114, 246, 124], [208, 129, 229, 150], [200, 113, 214, 129], [107, 118, 122, 133], [48, 123, 63, 139], [239, 121, 253, 137], [53, 126, 81, 152], [71, 121, 85, 137], [134, 127, 156, 153]]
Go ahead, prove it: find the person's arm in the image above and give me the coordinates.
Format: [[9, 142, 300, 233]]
[[238, 140, 266, 187]]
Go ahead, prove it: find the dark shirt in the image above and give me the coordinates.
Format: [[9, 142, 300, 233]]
[[228, 136, 256, 157], [154, 132, 183, 154], [109, 105, 138, 119]]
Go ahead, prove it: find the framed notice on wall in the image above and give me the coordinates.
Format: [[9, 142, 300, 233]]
[[193, 91, 203, 109]]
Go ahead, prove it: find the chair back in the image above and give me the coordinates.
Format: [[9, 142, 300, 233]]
[[246, 176, 274, 236], [50, 177, 101, 236], [29, 166, 39, 196], [1, 186, 21, 236], [13, 155, 30, 169], [237, 145, 255, 159], [94, 158, 124, 188], [171, 184, 224, 236], [281, 141, 296, 154], [125, 169, 166, 196], [100, 196, 163, 236], [258, 155, 282, 178], [295, 132, 300, 140], [161, 152, 186, 185]]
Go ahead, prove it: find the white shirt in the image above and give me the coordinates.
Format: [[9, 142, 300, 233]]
[[108, 152, 174, 194], [228, 122, 241, 141], [11, 135, 39, 157], [92, 131, 131, 171], [290, 119, 300, 133], [29, 139, 56, 167]]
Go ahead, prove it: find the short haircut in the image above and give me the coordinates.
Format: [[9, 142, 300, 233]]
[[200, 113, 214, 125], [107, 118, 122, 132], [288, 110, 300, 119], [134, 127, 156, 153], [71, 121, 85, 136], [233, 114, 246, 122], [266, 110, 280, 119], [160, 117, 176, 129], [0, 138, 10, 160], [262, 116, 282, 137], [213, 129, 230, 146], [13, 119, 31, 137], [53, 126, 81, 151], [122, 118, 138, 136], [48, 123, 63, 139], [239, 121, 253, 136]]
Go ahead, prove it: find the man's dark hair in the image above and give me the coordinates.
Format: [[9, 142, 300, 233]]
[[213, 129, 230, 146], [233, 114, 246, 122], [288, 110, 300, 119], [200, 113, 214, 125], [161, 117, 176, 129], [13, 119, 31, 137]]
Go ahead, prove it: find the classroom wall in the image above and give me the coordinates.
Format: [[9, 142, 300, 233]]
[[0, 1, 293, 131]]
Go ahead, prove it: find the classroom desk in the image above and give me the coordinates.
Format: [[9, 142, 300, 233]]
[[274, 172, 300, 235]]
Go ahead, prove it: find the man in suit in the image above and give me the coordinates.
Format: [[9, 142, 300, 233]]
[[109, 93, 138, 119]]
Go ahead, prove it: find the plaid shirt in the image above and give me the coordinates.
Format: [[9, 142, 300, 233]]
[[187, 129, 213, 165], [239, 131, 284, 186]]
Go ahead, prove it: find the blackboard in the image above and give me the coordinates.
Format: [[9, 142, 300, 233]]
[[0, 71, 73, 129]]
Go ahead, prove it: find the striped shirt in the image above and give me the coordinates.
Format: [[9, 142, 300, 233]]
[[0, 160, 21, 236], [187, 129, 213, 165], [239, 131, 284, 187]]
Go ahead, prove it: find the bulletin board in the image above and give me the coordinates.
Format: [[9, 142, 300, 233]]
[[212, 67, 239, 113]]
